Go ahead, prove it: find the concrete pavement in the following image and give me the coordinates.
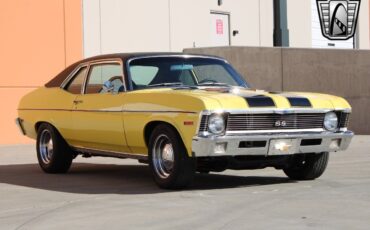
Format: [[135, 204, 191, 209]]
[[0, 136, 369, 230]]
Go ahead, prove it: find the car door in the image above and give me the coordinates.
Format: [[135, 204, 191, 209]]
[[69, 60, 130, 153], [56, 64, 88, 142]]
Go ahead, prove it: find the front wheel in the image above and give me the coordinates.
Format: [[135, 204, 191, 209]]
[[36, 123, 73, 173], [283, 152, 329, 180], [148, 124, 196, 189]]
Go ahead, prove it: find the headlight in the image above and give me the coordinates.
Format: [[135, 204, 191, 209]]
[[208, 114, 226, 134], [324, 112, 338, 131]]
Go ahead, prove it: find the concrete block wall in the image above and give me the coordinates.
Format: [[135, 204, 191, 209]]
[[184, 47, 370, 134]]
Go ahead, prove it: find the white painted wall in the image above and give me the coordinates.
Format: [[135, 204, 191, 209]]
[[82, 0, 369, 57], [82, 0, 101, 58], [287, 0, 312, 48], [83, 0, 170, 57], [82, 0, 274, 57]]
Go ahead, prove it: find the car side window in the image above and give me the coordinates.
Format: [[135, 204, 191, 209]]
[[85, 63, 123, 94], [65, 66, 87, 94]]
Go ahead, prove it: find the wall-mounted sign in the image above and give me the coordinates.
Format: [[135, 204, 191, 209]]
[[211, 13, 230, 46], [316, 0, 361, 40], [216, 19, 224, 35]]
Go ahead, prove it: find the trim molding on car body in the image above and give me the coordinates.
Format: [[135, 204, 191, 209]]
[[196, 108, 351, 136], [200, 108, 352, 115], [125, 54, 248, 91], [123, 110, 197, 114], [73, 146, 148, 160], [60, 58, 127, 94], [17, 108, 197, 114], [83, 59, 126, 94], [60, 63, 88, 90]]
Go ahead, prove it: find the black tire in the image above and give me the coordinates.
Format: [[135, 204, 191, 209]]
[[36, 123, 73, 173], [283, 152, 329, 180], [148, 124, 196, 189]]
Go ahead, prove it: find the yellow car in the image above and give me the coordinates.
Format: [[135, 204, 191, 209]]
[[17, 53, 353, 189]]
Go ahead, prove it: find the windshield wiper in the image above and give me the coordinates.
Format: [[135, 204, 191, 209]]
[[197, 82, 231, 87], [144, 82, 197, 90], [147, 82, 184, 88]]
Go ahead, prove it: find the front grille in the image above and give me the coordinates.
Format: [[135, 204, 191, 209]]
[[199, 115, 209, 132], [198, 112, 350, 133], [226, 113, 325, 131], [338, 112, 350, 128]]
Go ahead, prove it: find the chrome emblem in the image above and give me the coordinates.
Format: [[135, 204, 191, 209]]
[[275, 120, 287, 127], [316, 0, 361, 40]]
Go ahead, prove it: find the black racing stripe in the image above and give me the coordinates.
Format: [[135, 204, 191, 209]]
[[286, 97, 312, 107], [244, 95, 275, 107]]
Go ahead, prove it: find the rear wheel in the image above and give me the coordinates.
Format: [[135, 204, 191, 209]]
[[36, 123, 73, 173], [148, 124, 196, 189], [283, 152, 329, 180]]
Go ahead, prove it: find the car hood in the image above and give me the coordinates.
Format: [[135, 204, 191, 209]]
[[124, 87, 351, 112]]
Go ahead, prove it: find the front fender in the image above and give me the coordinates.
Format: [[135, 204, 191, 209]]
[[123, 111, 199, 156]]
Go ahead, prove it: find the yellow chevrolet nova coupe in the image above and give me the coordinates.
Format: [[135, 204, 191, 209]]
[[17, 53, 353, 189]]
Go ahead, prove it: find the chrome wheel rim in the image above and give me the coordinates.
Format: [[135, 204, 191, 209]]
[[39, 129, 53, 164], [152, 134, 174, 179]]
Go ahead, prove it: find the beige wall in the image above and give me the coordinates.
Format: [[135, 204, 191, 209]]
[[359, 0, 370, 49], [169, 0, 274, 50], [82, 0, 274, 56], [287, 0, 312, 48], [0, 0, 83, 144], [82, 0, 369, 56], [185, 46, 370, 134]]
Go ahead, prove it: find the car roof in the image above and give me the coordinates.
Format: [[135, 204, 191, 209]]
[[45, 52, 224, 88]]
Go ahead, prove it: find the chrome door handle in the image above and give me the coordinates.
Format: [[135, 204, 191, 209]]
[[73, 100, 83, 104]]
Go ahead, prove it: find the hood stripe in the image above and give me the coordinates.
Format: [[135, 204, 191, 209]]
[[232, 90, 311, 108], [269, 92, 312, 108], [244, 95, 276, 107], [286, 97, 312, 107]]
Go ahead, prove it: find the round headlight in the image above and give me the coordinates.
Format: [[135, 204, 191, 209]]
[[208, 114, 225, 134], [324, 112, 338, 131]]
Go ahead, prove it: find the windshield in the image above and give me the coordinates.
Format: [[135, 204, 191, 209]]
[[128, 57, 248, 90]]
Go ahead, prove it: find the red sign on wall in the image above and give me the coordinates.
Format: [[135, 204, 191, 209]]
[[216, 19, 223, 35]]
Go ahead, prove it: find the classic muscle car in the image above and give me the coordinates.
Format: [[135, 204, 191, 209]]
[[17, 53, 353, 189]]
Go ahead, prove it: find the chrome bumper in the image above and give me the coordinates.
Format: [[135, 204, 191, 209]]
[[192, 131, 354, 157], [15, 118, 26, 135]]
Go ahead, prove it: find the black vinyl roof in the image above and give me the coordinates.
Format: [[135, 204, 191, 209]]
[[45, 52, 222, 88]]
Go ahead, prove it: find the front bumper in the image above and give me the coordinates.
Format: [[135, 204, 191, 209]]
[[192, 131, 354, 157]]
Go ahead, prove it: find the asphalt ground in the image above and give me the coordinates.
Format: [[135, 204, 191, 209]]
[[0, 136, 369, 230]]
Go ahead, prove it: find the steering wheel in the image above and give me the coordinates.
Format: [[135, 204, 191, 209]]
[[198, 79, 218, 84], [99, 76, 123, 93]]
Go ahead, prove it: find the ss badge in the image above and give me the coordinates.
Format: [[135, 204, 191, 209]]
[[275, 120, 287, 127]]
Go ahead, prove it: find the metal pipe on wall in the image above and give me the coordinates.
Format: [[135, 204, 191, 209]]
[[273, 0, 290, 47]]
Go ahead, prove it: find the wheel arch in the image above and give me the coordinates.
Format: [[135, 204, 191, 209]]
[[35, 121, 64, 140], [35, 121, 53, 132], [144, 121, 185, 149]]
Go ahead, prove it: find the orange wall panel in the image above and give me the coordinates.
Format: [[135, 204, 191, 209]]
[[0, 88, 35, 145], [0, 0, 65, 87], [0, 0, 83, 87], [0, 0, 82, 144]]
